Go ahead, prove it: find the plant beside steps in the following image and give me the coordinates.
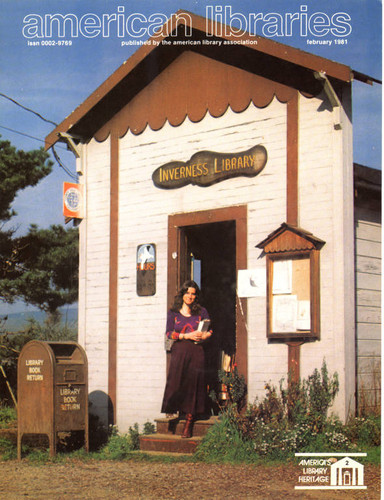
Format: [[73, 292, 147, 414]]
[[139, 416, 218, 454]]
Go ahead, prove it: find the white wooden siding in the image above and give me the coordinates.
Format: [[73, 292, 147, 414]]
[[80, 89, 355, 430], [116, 100, 288, 429], [297, 90, 355, 420], [355, 208, 381, 414], [78, 138, 111, 424]]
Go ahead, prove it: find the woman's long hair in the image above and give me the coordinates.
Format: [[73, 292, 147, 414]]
[[171, 280, 201, 315]]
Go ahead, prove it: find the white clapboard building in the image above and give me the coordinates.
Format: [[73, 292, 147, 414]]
[[46, 11, 381, 430]]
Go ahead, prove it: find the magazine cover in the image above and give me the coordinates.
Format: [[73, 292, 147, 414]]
[[0, 0, 381, 497]]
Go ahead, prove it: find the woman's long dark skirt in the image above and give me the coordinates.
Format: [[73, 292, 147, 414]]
[[161, 340, 206, 415]]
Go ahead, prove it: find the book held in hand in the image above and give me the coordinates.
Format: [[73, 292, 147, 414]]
[[198, 319, 210, 332], [195, 319, 211, 343]]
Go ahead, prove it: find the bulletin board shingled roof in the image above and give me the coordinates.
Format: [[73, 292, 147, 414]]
[[45, 10, 379, 148], [256, 223, 326, 253]]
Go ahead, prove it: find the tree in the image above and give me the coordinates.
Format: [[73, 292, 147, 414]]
[[0, 137, 78, 314], [0, 137, 52, 223], [1, 137, 53, 293], [1, 225, 79, 314]]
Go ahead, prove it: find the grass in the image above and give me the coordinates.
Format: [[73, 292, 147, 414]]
[[0, 437, 380, 466], [0, 404, 17, 429], [0, 404, 380, 466], [363, 446, 381, 466], [0, 437, 17, 460], [194, 412, 260, 464]]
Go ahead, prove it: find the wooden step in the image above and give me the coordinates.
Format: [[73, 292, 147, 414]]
[[139, 416, 218, 454], [155, 416, 218, 437], [139, 433, 202, 454]]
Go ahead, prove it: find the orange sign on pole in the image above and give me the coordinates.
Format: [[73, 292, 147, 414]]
[[63, 182, 84, 219]]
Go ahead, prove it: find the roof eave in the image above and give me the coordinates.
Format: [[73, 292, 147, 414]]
[[44, 10, 375, 150], [351, 70, 382, 85]]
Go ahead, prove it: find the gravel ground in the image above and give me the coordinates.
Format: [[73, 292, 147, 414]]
[[0, 459, 380, 500]]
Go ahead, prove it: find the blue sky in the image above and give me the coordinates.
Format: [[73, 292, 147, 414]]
[[0, 1, 381, 310]]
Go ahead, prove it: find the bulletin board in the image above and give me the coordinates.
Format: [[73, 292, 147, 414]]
[[266, 251, 320, 340], [257, 223, 324, 341], [271, 256, 310, 333]]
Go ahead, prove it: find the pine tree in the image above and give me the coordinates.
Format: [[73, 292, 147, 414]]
[[0, 137, 78, 313]]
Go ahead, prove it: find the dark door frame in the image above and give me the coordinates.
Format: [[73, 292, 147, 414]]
[[167, 205, 248, 385]]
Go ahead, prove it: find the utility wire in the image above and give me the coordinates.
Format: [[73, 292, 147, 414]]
[[0, 92, 58, 126], [0, 124, 67, 151], [0, 92, 77, 180], [52, 147, 78, 181]]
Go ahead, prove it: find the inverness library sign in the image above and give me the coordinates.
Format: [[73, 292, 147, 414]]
[[152, 144, 267, 189]]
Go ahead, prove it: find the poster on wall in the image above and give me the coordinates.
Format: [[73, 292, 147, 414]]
[[136, 243, 156, 296], [63, 182, 84, 219], [0, 0, 380, 495], [237, 269, 266, 297]]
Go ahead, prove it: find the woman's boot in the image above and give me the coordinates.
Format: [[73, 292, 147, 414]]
[[181, 413, 194, 438]]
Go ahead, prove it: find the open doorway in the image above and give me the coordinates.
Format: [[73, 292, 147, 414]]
[[167, 206, 248, 409], [183, 221, 236, 350], [182, 221, 237, 395]]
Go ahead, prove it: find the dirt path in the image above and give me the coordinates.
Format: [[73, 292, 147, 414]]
[[0, 460, 380, 500]]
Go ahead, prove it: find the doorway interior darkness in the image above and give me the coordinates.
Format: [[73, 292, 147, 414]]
[[182, 221, 237, 360], [179, 221, 237, 408]]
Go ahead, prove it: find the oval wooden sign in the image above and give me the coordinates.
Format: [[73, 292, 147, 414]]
[[152, 144, 267, 189]]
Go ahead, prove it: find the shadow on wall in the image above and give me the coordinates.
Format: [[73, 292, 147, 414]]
[[88, 390, 113, 450]]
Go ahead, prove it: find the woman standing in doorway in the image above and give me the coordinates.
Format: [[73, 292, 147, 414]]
[[161, 280, 212, 438]]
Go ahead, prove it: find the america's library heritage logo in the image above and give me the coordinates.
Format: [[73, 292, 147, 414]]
[[21, 5, 352, 41], [295, 453, 367, 490]]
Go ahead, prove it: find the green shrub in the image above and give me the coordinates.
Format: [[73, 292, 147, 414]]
[[365, 445, 381, 465], [26, 449, 51, 463], [312, 416, 353, 452], [97, 422, 141, 460], [0, 404, 17, 428], [282, 360, 339, 432], [241, 360, 339, 441], [0, 332, 31, 404], [0, 315, 77, 404], [219, 364, 247, 408], [143, 421, 156, 434], [195, 408, 258, 464], [0, 437, 17, 460], [344, 415, 381, 447], [128, 423, 140, 450], [210, 364, 247, 412], [222, 361, 376, 460], [22, 316, 77, 343], [99, 430, 137, 460]]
